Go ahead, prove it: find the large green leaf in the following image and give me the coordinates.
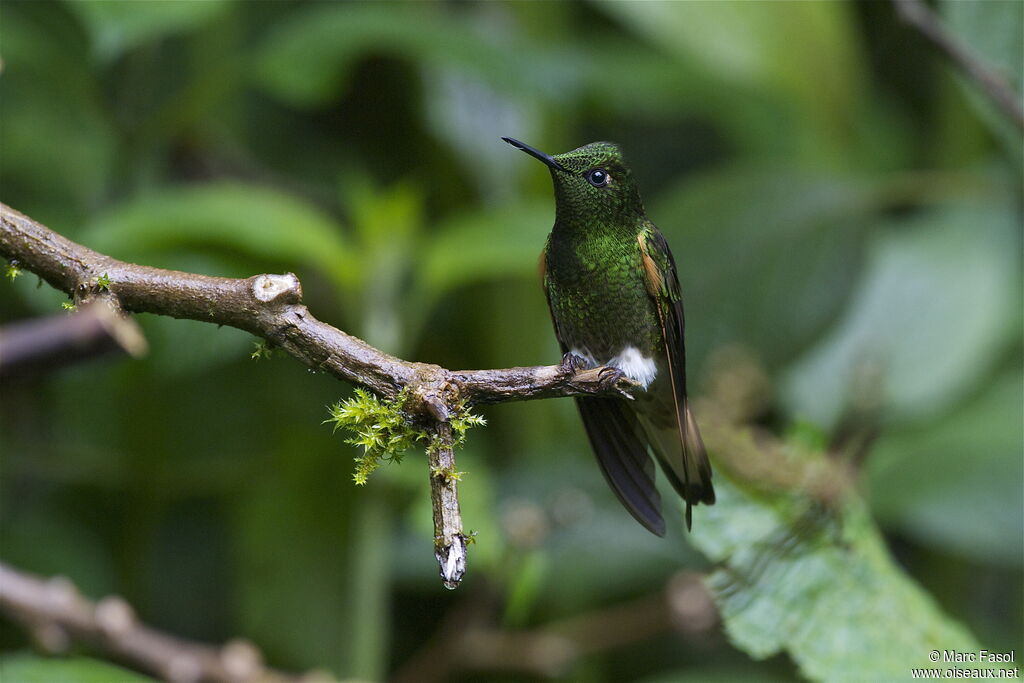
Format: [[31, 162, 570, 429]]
[[82, 183, 358, 293], [690, 455, 979, 681], [867, 369, 1023, 565], [0, 654, 155, 683], [782, 203, 1019, 429]]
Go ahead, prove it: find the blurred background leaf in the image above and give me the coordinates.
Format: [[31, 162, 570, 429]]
[[782, 201, 1019, 428], [0, 653, 155, 683]]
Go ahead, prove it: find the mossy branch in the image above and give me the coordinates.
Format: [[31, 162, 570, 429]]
[[1, 202, 638, 589]]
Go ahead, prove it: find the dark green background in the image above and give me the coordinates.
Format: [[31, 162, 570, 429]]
[[1, 1, 1021, 681]]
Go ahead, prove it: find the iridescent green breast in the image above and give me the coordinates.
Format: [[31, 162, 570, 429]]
[[543, 223, 662, 363]]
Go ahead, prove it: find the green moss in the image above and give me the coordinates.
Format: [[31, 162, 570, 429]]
[[326, 389, 485, 485], [250, 340, 275, 361]]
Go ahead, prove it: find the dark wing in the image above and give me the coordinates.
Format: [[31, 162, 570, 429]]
[[576, 398, 665, 535], [637, 227, 715, 526], [540, 246, 666, 535]]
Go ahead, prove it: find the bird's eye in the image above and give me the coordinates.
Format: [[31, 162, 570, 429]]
[[586, 168, 609, 187]]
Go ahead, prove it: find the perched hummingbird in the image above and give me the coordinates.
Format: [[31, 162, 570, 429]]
[[503, 137, 715, 535]]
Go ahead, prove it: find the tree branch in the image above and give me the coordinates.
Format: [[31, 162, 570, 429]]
[[1, 202, 638, 589], [0, 562, 315, 683], [0, 301, 147, 379], [893, 0, 1024, 131], [0, 203, 636, 408]]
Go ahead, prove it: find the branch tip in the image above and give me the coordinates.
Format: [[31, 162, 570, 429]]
[[436, 535, 468, 590]]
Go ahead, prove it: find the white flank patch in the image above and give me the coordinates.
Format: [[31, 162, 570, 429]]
[[609, 346, 658, 388]]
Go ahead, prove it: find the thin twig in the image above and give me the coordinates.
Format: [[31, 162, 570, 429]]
[[0, 562, 322, 683], [0, 301, 147, 378], [894, 0, 1024, 131]]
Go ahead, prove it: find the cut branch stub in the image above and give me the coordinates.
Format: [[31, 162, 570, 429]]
[[429, 423, 467, 589]]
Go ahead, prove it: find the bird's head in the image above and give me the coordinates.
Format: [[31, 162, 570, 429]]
[[502, 137, 644, 225]]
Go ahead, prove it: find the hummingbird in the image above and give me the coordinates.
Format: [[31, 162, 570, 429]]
[[502, 136, 715, 535]]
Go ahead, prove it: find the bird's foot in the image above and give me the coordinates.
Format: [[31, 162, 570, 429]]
[[597, 366, 635, 399], [596, 365, 627, 387], [566, 362, 637, 401], [560, 351, 590, 373]]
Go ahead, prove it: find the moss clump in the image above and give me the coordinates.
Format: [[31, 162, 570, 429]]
[[326, 389, 485, 485]]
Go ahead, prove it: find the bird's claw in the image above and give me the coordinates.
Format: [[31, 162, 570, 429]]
[[596, 366, 625, 385], [560, 351, 589, 373], [596, 366, 635, 399], [562, 355, 637, 400]]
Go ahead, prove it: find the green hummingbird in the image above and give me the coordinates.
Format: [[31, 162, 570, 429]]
[[503, 136, 715, 535]]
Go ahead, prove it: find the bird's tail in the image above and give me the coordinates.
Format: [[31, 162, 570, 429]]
[[639, 398, 715, 530]]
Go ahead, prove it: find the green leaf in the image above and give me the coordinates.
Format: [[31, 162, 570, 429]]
[[651, 166, 874, 370], [65, 0, 234, 62], [0, 653, 155, 683], [690, 470, 979, 681], [867, 369, 1023, 565], [82, 183, 358, 293], [782, 203, 1020, 429]]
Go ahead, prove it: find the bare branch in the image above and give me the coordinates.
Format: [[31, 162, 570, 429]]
[[894, 0, 1024, 131], [0, 562, 323, 683], [0, 302, 147, 378], [1, 202, 637, 409]]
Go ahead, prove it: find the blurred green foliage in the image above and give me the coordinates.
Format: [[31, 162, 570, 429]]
[[1, 1, 1020, 682]]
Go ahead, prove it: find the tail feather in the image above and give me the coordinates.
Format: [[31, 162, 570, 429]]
[[638, 398, 714, 530], [576, 397, 666, 536], [683, 399, 714, 504]]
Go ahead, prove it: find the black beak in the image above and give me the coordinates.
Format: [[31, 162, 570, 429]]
[[502, 136, 567, 173]]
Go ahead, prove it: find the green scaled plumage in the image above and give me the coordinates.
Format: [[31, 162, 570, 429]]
[[503, 137, 715, 535]]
